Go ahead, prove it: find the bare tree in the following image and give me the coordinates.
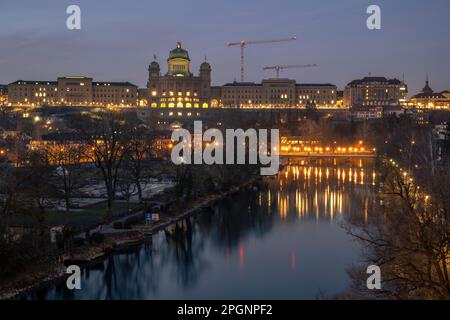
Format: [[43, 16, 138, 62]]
[[41, 142, 87, 212], [85, 112, 128, 222], [126, 127, 153, 203], [346, 161, 450, 299]]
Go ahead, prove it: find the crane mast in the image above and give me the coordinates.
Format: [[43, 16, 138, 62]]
[[226, 37, 297, 82]]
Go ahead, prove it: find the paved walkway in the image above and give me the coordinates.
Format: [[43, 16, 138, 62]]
[[75, 209, 145, 239]]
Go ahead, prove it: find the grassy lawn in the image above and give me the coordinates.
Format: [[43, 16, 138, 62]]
[[13, 201, 141, 231]]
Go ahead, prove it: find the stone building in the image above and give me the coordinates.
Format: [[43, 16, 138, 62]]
[[411, 78, 450, 109], [7, 77, 138, 107], [216, 79, 336, 108], [344, 76, 407, 108], [146, 42, 212, 111], [0, 84, 7, 106]]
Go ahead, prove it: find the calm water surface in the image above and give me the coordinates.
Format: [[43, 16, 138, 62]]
[[30, 158, 377, 299]]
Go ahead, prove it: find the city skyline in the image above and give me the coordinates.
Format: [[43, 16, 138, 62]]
[[1, 1, 450, 304], [1, 0, 450, 95]]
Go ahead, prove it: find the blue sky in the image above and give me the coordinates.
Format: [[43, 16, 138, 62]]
[[1, 0, 449, 95]]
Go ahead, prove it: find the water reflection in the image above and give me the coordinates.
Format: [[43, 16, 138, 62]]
[[29, 158, 376, 300], [266, 158, 376, 223]]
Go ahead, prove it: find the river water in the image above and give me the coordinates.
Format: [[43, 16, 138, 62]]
[[29, 158, 377, 299]]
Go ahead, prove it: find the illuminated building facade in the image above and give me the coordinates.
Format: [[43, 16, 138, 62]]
[[7, 77, 138, 107], [344, 77, 407, 107], [147, 42, 212, 112], [0, 85, 7, 106], [217, 79, 337, 108], [411, 78, 450, 109]]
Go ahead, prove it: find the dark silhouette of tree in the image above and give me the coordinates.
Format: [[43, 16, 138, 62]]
[[84, 112, 129, 222]]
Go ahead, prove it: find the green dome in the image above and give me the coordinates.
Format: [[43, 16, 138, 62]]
[[168, 42, 190, 60]]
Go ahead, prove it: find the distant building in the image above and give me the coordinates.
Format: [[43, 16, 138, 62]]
[[350, 106, 383, 121], [441, 91, 450, 100], [217, 79, 337, 108], [0, 84, 7, 106], [411, 78, 450, 109], [7, 77, 138, 107], [146, 42, 212, 113], [336, 90, 344, 108], [344, 76, 407, 108]]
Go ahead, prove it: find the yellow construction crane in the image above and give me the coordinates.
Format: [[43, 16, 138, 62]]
[[226, 37, 297, 82], [263, 64, 319, 79]]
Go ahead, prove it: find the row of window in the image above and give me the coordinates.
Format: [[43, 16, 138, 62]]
[[151, 102, 208, 108]]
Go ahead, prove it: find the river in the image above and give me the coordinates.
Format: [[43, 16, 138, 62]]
[[29, 158, 377, 299]]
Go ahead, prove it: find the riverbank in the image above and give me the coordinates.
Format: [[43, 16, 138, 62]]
[[1, 175, 261, 300]]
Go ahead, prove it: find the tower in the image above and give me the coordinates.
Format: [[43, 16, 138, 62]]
[[148, 61, 160, 79], [199, 59, 211, 81]]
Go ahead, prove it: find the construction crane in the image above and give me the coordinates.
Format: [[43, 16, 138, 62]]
[[263, 64, 319, 79], [226, 37, 297, 82]]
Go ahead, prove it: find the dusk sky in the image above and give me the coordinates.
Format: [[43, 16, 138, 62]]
[[1, 0, 449, 95]]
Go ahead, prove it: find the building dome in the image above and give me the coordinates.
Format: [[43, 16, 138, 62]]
[[168, 42, 190, 60], [200, 61, 211, 70]]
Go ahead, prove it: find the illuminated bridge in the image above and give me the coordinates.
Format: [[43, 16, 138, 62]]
[[279, 137, 377, 158]]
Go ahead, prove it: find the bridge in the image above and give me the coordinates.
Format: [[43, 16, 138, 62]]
[[278, 137, 377, 158]]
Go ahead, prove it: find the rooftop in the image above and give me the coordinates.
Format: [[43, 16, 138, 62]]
[[93, 82, 137, 87], [8, 80, 137, 87], [347, 77, 402, 86], [296, 83, 336, 87], [223, 82, 261, 87], [223, 81, 336, 87], [10, 80, 58, 85]]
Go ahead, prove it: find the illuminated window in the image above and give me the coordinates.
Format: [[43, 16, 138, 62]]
[[186, 103, 192, 108], [151, 91, 157, 96], [168, 103, 175, 108], [161, 103, 166, 108], [177, 102, 183, 108], [202, 103, 208, 109], [194, 103, 199, 108], [151, 102, 157, 108]]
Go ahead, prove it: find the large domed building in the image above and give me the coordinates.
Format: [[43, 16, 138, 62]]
[[147, 42, 212, 112]]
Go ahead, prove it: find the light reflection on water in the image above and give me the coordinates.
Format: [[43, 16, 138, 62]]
[[28, 158, 377, 300]]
